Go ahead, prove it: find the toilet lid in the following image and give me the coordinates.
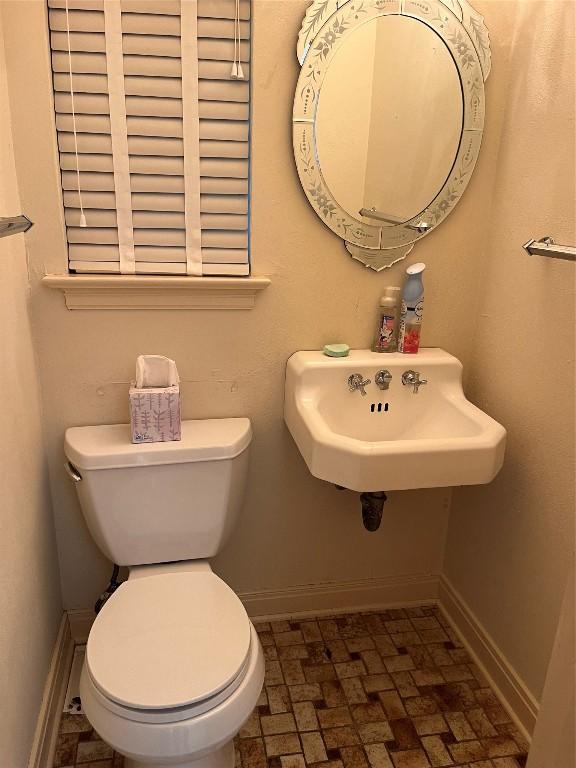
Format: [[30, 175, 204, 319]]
[[86, 571, 251, 710]]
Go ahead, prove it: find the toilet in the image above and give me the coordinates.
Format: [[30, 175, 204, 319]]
[[64, 418, 265, 768]]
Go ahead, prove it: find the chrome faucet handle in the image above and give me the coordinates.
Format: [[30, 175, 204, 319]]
[[375, 370, 392, 391], [348, 373, 371, 396], [401, 369, 428, 394]]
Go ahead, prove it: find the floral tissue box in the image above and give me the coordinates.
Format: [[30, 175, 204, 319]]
[[129, 384, 181, 443]]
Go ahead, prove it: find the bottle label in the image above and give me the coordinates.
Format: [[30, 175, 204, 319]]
[[402, 325, 421, 353], [399, 299, 423, 353], [378, 314, 395, 349], [401, 301, 422, 323]]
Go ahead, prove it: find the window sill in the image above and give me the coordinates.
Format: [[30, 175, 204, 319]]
[[42, 274, 271, 310]]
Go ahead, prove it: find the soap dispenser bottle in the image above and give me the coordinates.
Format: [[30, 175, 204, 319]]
[[372, 286, 400, 353], [398, 263, 425, 354]]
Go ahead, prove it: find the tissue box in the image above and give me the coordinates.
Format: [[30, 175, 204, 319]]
[[129, 384, 181, 443]]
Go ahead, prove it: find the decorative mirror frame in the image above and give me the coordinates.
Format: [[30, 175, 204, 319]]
[[293, 0, 491, 271]]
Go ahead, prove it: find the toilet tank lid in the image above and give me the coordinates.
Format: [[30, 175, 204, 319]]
[[65, 418, 252, 470]]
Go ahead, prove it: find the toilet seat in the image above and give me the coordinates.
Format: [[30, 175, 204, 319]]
[[86, 570, 252, 714], [79, 622, 265, 766], [86, 649, 252, 724]]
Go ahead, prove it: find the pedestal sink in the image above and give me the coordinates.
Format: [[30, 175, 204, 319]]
[[284, 348, 506, 492]]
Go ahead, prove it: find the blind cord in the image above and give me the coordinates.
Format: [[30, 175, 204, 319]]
[[231, 0, 244, 80], [231, 0, 238, 78], [64, 0, 87, 227]]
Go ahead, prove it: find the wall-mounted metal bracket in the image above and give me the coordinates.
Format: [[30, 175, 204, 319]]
[[522, 236, 575, 262], [0, 215, 34, 239]]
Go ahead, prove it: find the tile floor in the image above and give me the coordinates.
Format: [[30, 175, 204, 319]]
[[52, 605, 529, 768]]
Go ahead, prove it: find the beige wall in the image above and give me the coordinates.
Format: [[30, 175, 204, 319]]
[[2, 0, 509, 611], [444, 0, 576, 701], [526, 566, 575, 768], [0, 9, 62, 766], [2, 0, 572, 724]]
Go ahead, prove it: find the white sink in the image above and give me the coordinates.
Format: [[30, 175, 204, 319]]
[[284, 348, 506, 492]]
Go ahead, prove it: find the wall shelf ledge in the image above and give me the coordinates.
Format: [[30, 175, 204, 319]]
[[42, 274, 271, 310]]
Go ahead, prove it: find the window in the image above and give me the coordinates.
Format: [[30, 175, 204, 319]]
[[48, 0, 251, 276]]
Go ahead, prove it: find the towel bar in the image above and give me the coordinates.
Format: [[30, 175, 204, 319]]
[[523, 236, 575, 262], [0, 215, 34, 239]]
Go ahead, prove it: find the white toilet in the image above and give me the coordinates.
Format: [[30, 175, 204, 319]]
[[64, 418, 265, 768]]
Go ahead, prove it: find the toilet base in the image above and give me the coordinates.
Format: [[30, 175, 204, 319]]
[[125, 740, 235, 768]]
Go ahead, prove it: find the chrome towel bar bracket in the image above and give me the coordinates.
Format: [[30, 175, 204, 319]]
[[523, 236, 575, 262], [0, 215, 34, 239]]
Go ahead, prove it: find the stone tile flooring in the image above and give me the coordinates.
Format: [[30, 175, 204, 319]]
[[52, 605, 529, 768]]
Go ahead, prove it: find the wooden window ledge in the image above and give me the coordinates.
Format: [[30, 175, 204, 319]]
[[42, 274, 271, 310]]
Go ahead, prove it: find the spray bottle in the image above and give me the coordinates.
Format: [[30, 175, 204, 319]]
[[398, 263, 425, 354]]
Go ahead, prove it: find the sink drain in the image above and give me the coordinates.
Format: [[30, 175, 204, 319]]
[[360, 491, 387, 531]]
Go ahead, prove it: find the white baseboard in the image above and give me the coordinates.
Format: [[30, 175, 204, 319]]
[[28, 613, 74, 768], [67, 573, 439, 639], [439, 574, 538, 740], [239, 573, 439, 621], [68, 608, 96, 644]]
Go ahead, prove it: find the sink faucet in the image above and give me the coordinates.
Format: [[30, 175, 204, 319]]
[[402, 369, 428, 394], [375, 370, 392, 390], [348, 373, 371, 396]]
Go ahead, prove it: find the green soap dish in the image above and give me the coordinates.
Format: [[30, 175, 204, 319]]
[[323, 343, 350, 357]]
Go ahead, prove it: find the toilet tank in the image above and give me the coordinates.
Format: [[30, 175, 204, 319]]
[[64, 419, 252, 566]]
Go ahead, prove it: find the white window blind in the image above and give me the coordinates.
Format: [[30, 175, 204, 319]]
[[48, 0, 251, 276]]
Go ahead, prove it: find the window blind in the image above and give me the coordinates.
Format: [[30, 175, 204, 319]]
[[48, 0, 251, 276]]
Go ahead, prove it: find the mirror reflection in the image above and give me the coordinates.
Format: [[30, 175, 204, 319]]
[[315, 15, 463, 226]]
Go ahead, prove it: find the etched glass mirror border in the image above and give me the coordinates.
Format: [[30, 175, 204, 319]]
[[292, 0, 491, 272]]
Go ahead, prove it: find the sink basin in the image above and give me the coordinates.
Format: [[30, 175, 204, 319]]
[[284, 348, 506, 492]]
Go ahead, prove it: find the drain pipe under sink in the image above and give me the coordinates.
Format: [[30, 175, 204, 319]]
[[360, 491, 388, 531], [335, 486, 388, 531]]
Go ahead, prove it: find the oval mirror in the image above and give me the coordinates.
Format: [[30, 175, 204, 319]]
[[293, 0, 491, 271]]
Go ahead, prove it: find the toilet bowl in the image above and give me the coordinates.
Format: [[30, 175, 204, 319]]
[[64, 419, 265, 768], [80, 563, 264, 768]]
